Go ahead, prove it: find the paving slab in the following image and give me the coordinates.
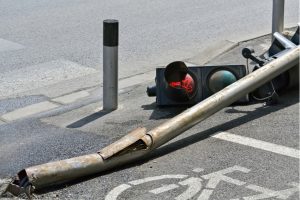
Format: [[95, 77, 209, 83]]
[[0, 95, 48, 115], [0, 59, 98, 99], [52, 90, 90, 105], [2, 101, 59, 121]]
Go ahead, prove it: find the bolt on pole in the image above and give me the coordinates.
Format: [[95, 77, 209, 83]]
[[272, 0, 285, 40], [103, 19, 119, 110]]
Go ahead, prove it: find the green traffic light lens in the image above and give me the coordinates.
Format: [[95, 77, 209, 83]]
[[208, 70, 237, 93]]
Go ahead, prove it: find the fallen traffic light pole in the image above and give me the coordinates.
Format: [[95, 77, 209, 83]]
[[3, 47, 299, 198]]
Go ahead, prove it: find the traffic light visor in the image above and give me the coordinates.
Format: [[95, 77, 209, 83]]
[[164, 61, 198, 102], [169, 73, 195, 94]]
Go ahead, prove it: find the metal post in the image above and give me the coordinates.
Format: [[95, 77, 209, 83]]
[[103, 19, 119, 110], [272, 0, 285, 40]]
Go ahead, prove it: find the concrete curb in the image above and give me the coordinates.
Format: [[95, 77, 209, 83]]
[[184, 40, 238, 65], [185, 25, 297, 66], [0, 71, 155, 122], [52, 90, 91, 105]]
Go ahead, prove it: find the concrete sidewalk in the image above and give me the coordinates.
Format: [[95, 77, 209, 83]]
[[0, 30, 279, 124]]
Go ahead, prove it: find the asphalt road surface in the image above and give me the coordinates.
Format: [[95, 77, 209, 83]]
[[0, 82, 299, 199]]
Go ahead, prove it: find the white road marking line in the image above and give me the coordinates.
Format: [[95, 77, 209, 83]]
[[202, 165, 250, 189], [212, 132, 300, 159], [244, 183, 300, 200], [0, 38, 24, 52], [129, 175, 188, 185], [245, 184, 280, 199], [176, 177, 203, 200], [0, 59, 97, 98], [197, 189, 214, 200], [149, 184, 179, 194], [105, 166, 298, 200], [1, 101, 59, 121], [52, 90, 90, 104], [192, 168, 204, 173], [105, 184, 131, 200]]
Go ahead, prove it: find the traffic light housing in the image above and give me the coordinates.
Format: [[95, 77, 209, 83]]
[[240, 26, 299, 105], [268, 25, 299, 57], [290, 25, 299, 45], [147, 61, 248, 106]]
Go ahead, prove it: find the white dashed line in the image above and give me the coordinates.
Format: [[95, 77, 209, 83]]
[[212, 132, 300, 159], [2, 101, 59, 121]]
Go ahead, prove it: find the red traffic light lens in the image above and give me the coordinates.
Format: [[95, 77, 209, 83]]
[[169, 73, 195, 94], [164, 61, 198, 102]]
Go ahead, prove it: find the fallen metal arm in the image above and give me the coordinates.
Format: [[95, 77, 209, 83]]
[[273, 32, 297, 49], [4, 47, 299, 197]]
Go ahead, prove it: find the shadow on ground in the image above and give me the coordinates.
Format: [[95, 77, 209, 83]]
[[66, 110, 111, 128], [142, 102, 189, 119], [35, 89, 299, 195]]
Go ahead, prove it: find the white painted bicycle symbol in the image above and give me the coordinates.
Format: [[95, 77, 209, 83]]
[[105, 165, 299, 200]]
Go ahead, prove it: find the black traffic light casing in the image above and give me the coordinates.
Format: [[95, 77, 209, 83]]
[[290, 25, 299, 45], [252, 26, 299, 102], [268, 25, 299, 57], [151, 61, 248, 106]]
